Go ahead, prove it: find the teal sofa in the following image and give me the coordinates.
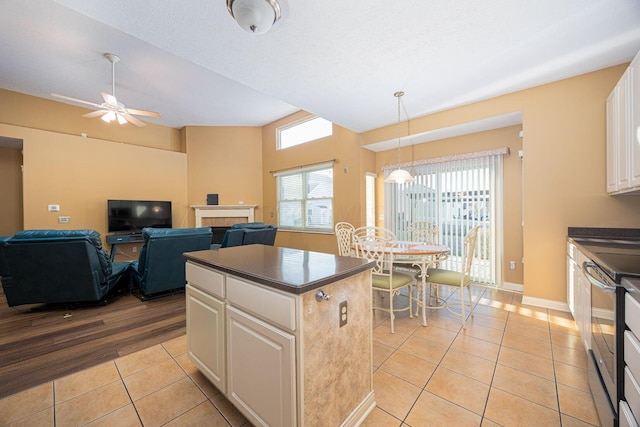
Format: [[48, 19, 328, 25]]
[[129, 227, 212, 298], [0, 230, 130, 307]]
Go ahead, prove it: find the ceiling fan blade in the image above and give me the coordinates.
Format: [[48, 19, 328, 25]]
[[51, 93, 102, 109], [125, 108, 161, 118], [82, 110, 108, 118], [122, 113, 146, 127], [101, 92, 118, 106]]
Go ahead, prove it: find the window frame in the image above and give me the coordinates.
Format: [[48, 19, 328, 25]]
[[275, 162, 334, 233], [277, 116, 333, 150]]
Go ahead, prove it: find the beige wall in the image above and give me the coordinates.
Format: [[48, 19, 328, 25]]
[[374, 125, 524, 285], [0, 89, 182, 151], [262, 111, 373, 253], [0, 147, 23, 235], [0, 123, 188, 252], [184, 126, 263, 224], [363, 65, 640, 304]]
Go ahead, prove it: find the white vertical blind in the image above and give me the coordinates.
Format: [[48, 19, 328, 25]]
[[384, 151, 504, 285]]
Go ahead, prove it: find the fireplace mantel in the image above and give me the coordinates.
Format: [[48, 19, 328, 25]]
[[191, 205, 257, 228]]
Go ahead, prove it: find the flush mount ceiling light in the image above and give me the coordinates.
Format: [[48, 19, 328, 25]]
[[385, 91, 416, 184], [226, 0, 282, 35]]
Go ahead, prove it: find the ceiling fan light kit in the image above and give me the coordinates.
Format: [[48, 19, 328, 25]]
[[51, 53, 161, 127], [385, 91, 416, 184], [226, 0, 282, 35]]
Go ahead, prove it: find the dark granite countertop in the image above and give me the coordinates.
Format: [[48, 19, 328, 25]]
[[183, 245, 374, 295]]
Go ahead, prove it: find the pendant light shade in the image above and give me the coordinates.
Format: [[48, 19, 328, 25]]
[[385, 169, 415, 185], [227, 0, 282, 35], [385, 91, 415, 184]]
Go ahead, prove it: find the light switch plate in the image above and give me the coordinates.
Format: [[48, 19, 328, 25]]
[[58, 216, 71, 224], [48, 204, 60, 212]]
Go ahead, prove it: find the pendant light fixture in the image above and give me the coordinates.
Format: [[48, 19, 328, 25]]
[[226, 0, 282, 35], [385, 91, 416, 184]]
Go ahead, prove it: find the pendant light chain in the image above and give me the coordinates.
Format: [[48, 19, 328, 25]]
[[394, 91, 404, 164]]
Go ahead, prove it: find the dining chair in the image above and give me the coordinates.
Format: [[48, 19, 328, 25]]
[[423, 225, 480, 329], [408, 221, 439, 244], [353, 233, 413, 334], [334, 222, 355, 256], [353, 226, 397, 243]]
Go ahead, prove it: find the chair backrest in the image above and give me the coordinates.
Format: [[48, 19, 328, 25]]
[[220, 229, 245, 248], [353, 226, 397, 245], [242, 227, 277, 246], [461, 226, 481, 275], [137, 227, 213, 295], [353, 233, 393, 276], [408, 221, 439, 244], [334, 222, 355, 256], [0, 229, 113, 306]]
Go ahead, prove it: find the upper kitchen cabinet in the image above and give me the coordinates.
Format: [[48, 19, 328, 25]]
[[607, 50, 640, 195]]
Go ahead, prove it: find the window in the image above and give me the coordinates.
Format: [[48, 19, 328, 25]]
[[277, 116, 333, 150], [276, 163, 333, 231], [384, 150, 505, 286]]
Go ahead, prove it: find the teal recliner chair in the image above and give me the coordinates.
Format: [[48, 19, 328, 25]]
[[232, 222, 278, 246], [211, 222, 278, 250], [0, 230, 130, 307], [129, 227, 212, 298]]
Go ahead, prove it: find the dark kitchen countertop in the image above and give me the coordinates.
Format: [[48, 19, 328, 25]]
[[183, 244, 374, 294]]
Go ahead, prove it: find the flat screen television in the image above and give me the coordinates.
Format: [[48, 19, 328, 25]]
[[107, 199, 172, 233]]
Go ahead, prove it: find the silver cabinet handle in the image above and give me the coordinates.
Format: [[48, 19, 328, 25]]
[[316, 290, 331, 302]]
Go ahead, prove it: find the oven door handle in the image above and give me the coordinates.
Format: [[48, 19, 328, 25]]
[[583, 262, 617, 293]]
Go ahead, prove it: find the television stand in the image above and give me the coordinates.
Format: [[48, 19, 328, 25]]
[[106, 233, 144, 261]]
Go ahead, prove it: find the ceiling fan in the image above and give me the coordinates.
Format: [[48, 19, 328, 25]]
[[52, 53, 161, 127]]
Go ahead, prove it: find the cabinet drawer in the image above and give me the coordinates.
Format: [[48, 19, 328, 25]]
[[186, 262, 225, 298], [627, 294, 640, 335], [626, 366, 640, 418], [620, 400, 640, 427], [626, 331, 640, 383], [227, 275, 296, 331]]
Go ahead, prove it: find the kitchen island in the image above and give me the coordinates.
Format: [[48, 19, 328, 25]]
[[183, 245, 375, 427]]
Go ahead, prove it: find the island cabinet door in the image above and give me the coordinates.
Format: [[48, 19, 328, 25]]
[[186, 284, 226, 393], [226, 305, 296, 427]]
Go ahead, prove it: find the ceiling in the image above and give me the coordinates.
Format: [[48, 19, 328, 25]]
[[1, 0, 640, 136]]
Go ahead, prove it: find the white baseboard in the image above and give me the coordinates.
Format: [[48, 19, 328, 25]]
[[341, 391, 376, 427], [502, 281, 523, 292], [521, 295, 570, 312]]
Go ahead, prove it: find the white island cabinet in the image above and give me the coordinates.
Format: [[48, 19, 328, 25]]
[[184, 245, 375, 427]]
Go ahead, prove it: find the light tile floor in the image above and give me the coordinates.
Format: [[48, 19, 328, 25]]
[[0, 286, 600, 426]]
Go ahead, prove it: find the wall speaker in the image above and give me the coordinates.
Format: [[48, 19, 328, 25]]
[[207, 194, 219, 205]]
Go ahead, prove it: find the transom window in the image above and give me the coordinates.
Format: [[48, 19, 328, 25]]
[[276, 163, 333, 232], [277, 116, 333, 150]]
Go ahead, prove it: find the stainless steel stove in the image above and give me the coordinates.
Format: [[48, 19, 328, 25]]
[[568, 228, 640, 427]]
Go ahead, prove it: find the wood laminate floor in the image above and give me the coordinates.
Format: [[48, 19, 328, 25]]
[[0, 288, 186, 399]]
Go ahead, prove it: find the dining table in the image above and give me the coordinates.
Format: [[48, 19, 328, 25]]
[[387, 241, 450, 327]]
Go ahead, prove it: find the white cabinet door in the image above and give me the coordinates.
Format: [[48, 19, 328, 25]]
[[567, 253, 578, 318], [630, 54, 640, 189], [186, 284, 226, 392], [579, 263, 592, 350], [607, 91, 619, 193], [226, 305, 296, 427], [616, 70, 631, 191]]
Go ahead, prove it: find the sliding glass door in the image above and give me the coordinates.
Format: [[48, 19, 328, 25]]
[[384, 151, 504, 286]]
